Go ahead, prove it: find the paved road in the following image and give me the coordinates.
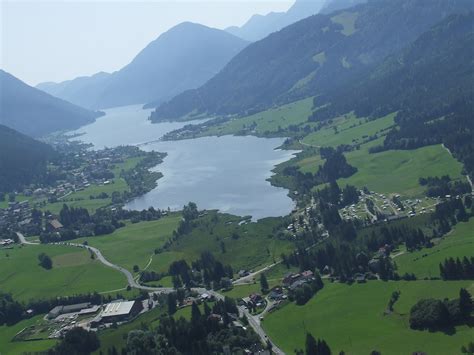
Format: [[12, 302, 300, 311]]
[[233, 261, 282, 285], [16, 232, 39, 245], [16, 233, 285, 353]]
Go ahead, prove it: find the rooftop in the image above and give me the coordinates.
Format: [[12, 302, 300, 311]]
[[101, 301, 136, 317]]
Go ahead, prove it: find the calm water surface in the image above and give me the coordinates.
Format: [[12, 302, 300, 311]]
[[73, 105, 297, 220]]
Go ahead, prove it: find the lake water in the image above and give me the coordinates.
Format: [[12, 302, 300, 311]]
[[72, 105, 297, 220]]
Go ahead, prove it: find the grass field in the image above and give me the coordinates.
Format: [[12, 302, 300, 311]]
[[0, 315, 56, 355], [338, 142, 466, 197], [263, 280, 474, 355], [203, 97, 314, 137], [395, 217, 474, 278], [167, 212, 294, 272], [0, 244, 126, 302], [302, 112, 395, 148], [73, 215, 181, 275]]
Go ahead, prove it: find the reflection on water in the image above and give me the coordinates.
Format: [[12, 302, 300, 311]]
[[72, 105, 297, 220]]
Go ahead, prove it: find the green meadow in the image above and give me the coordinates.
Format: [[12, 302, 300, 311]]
[[203, 97, 314, 137], [0, 244, 126, 302], [73, 215, 181, 274], [263, 280, 474, 355], [395, 217, 474, 278], [0, 315, 56, 355], [167, 213, 294, 272], [302, 112, 395, 148], [338, 142, 466, 197]]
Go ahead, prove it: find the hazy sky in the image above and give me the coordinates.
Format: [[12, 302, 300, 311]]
[[1, 0, 294, 86]]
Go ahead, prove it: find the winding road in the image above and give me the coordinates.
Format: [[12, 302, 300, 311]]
[[16, 232, 285, 353]]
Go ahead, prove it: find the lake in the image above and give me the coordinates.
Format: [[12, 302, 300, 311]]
[[73, 105, 297, 220]]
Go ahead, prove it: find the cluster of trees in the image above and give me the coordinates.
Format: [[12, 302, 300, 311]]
[[139, 270, 166, 283], [315, 181, 359, 208], [168, 251, 233, 290], [120, 151, 166, 197], [431, 198, 471, 236], [47, 327, 100, 355], [303, 333, 331, 355], [289, 275, 324, 305], [39, 204, 165, 243], [419, 175, 471, 198], [440, 257, 474, 280], [280, 147, 357, 196], [0, 292, 23, 325], [409, 288, 472, 330], [123, 298, 259, 354], [38, 253, 53, 270]]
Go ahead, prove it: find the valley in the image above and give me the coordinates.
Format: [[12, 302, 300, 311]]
[[1, 0, 473, 354]]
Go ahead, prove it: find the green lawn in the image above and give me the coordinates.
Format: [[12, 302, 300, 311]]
[[73, 215, 181, 275], [203, 97, 314, 137], [0, 244, 126, 302], [168, 213, 294, 272], [264, 280, 474, 355], [339, 142, 466, 197], [0, 315, 56, 355], [395, 218, 474, 278], [302, 112, 395, 148]]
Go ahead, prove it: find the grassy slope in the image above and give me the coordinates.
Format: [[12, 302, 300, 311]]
[[168, 213, 293, 272], [395, 217, 474, 278], [203, 97, 314, 137], [0, 315, 56, 355], [264, 280, 474, 355], [339, 141, 466, 197], [73, 215, 181, 275], [302, 112, 395, 148], [0, 244, 126, 302]]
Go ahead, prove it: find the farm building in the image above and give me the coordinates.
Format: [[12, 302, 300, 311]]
[[99, 300, 143, 323]]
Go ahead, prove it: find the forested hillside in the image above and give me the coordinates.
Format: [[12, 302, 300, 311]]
[[0, 70, 102, 137], [314, 12, 474, 178], [37, 23, 248, 110], [0, 125, 55, 192], [151, 0, 473, 121]]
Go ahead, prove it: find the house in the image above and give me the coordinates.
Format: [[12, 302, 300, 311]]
[[301, 270, 314, 280], [289, 279, 307, 291], [354, 273, 366, 283], [98, 300, 143, 323], [47, 219, 63, 232], [48, 302, 91, 319], [268, 287, 284, 301], [283, 272, 301, 286]]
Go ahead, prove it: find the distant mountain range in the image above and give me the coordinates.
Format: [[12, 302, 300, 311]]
[[226, 0, 367, 42], [0, 124, 56, 191], [151, 0, 474, 121], [0, 70, 103, 137], [37, 22, 249, 110]]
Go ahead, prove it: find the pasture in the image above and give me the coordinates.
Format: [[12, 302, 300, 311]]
[[263, 280, 474, 355], [0, 244, 126, 302]]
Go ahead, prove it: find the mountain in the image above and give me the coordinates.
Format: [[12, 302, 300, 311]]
[[315, 12, 474, 177], [225, 0, 326, 41], [320, 0, 367, 14], [151, 0, 473, 122], [0, 70, 103, 137], [0, 124, 55, 192], [37, 23, 249, 110], [36, 72, 111, 109]]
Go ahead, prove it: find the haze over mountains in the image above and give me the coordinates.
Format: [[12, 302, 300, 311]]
[[226, 0, 366, 41], [0, 70, 102, 137], [151, 0, 474, 121], [37, 23, 248, 110]]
